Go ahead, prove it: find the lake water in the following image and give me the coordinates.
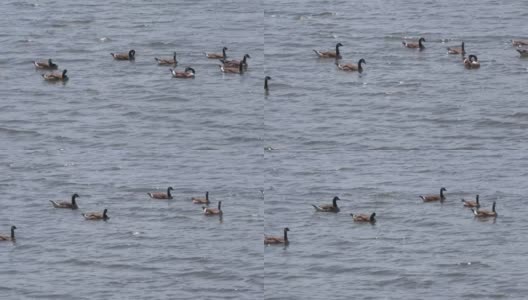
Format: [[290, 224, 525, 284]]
[[1, 0, 528, 299]]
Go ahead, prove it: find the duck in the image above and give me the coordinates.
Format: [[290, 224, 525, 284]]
[[420, 187, 447, 202], [447, 42, 465, 55], [0, 226, 16, 241], [264, 227, 290, 245], [170, 67, 195, 78], [463, 55, 480, 69], [350, 212, 376, 223], [219, 62, 244, 74], [472, 202, 497, 218], [42, 69, 68, 81], [82, 209, 109, 220], [203, 201, 222, 215], [147, 186, 174, 199], [34, 58, 58, 70], [512, 39, 528, 47], [461, 194, 480, 208], [50, 193, 79, 209], [313, 43, 343, 58], [155, 52, 177, 65], [205, 47, 228, 60], [335, 58, 366, 72], [221, 54, 250, 68], [111, 49, 135, 60], [516, 48, 528, 57], [192, 191, 210, 204], [264, 76, 271, 91], [402, 37, 426, 50], [312, 196, 340, 213]]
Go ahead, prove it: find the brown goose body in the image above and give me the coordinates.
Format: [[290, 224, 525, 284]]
[[219, 63, 244, 74], [111, 49, 135, 60], [170, 67, 195, 78], [82, 209, 109, 220], [50, 193, 79, 209], [264, 227, 290, 245], [447, 42, 465, 55], [313, 42, 343, 58], [221, 54, 250, 68], [42, 69, 68, 81], [403, 37, 426, 50], [0, 226, 16, 241], [472, 202, 497, 218], [192, 191, 210, 204], [312, 196, 340, 213], [203, 201, 222, 215], [461, 195, 480, 208], [155, 52, 177, 65], [351, 212, 376, 223], [206, 47, 228, 59], [336, 58, 366, 72], [148, 187, 174, 199], [420, 187, 447, 202], [34, 59, 58, 70], [512, 39, 528, 47]]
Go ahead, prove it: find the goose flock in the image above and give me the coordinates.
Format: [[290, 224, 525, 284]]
[[4, 36, 523, 245]]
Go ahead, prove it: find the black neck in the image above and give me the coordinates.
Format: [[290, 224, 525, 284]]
[[264, 79, 269, 90], [218, 202, 222, 209], [167, 188, 172, 197], [333, 198, 338, 208], [440, 189, 444, 198], [222, 49, 226, 60], [242, 56, 247, 63], [336, 45, 340, 55], [419, 39, 424, 48], [206, 192, 209, 200], [283, 229, 288, 241], [11, 228, 15, 239]]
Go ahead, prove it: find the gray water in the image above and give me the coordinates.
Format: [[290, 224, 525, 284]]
[[1, 0, 528, 299]]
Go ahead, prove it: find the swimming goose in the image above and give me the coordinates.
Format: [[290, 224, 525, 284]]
[[170, 67, 195, 78], [203, 201, 222, 215], [312, 196, 340, 212], [111, 49, 135, 60], [219, 63, 244, 74], [420, 187, 447, 202], [463, 55, 480, 69], [42, 69, 68, 81], [264, 227, 290, 245], [34, 58, 58, 70], [264, 76, 271, 91], [516, 48, 528, 57], [192, 191, 210, 204], [350, 212, 376, 223], [155, 52, 177, 65], [472, 202, 497, 218], [336, 58, 366, 72], [82, 209, 109, 220], [313, 43, 343, 58], [148, 187, 174, 199], [220, 54, 250, 68], [512, 39, 528, 47], [205, 47, 228, 59], [50, 193, 79, 209], [447, 42, 465, 55], [461, 194, 480, 208], [403, 37, 426, 50], [0, 226, 16, 241]]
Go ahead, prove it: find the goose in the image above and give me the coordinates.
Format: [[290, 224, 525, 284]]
[[403, 37, 426, 50], [461, 194, 480, 208], [512, 39, 528, 47], [447, 42, 465, 55], [264, 76, 271, 91], [170, 67, 195, 78], [472, 202, 497, 218], [205, 47, 228, 59], [42, 69, 68, 81], [147, 187, 174, 199], [0, 226, 16, 241], [312, 196, 340, 213], [82, 209, 109, 220], [34, 58, 58, 70], [50, 193, 79, 209], [336, 58, 366, 72], [264, 227, 290, 245], [220, 54, 250, 68], [516, 48, 528, 57], [111, 49, 135, 60], [313, 43, 343, 58], [192, 191, 210, 204], [350, 212, 376, 223], [203, 201, 222, 215], [463, 55, 480, 69], [219, 62, 244, 74], [155, 52, 177, 65], [420, 187, 447, 202]]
